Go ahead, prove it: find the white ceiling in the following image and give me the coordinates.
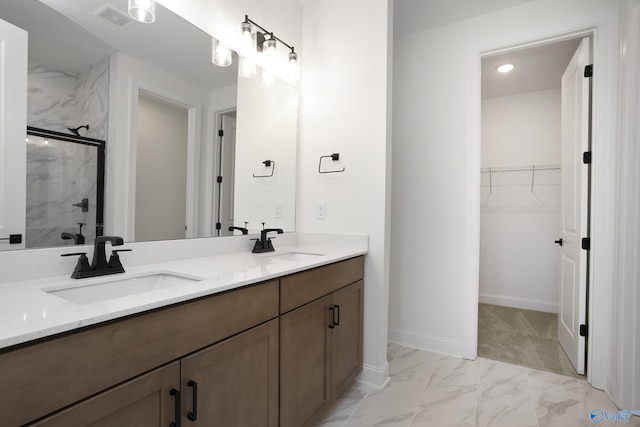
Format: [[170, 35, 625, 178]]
[[393, 0, 582, 98], [481, 38, 582, 98], [393, 0, 537, 38], [0, 0, 237, 91]]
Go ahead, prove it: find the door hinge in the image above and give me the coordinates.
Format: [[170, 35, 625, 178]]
[[218, 129, 224, 137], [580, 324, 588, 337], [584, 64, 593, 78], [217, 176, 223, 184], [582, 237, 591, 250], [583, 151, 592, 164], [215, 222, 222, 230]]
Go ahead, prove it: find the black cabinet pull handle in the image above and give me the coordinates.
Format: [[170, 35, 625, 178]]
[[187, 380, 198, 421], [328, 306, 335, 328], [554, 238, 563, 246], [334, 304, 340, 326], [170, 388, 181, 427]]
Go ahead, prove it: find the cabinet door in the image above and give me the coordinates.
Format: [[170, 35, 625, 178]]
[[280, 295, 332, 427], [181, 318, 279, 427], [331, 280, 364, 398], [31, 362, 180, 427]]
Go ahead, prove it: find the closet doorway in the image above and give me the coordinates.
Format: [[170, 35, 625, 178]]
[[478, 36, 591, 378]]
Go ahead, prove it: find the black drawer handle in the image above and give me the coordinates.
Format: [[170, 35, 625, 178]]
[[334, 304, 340, 326], [170, 388, 181, 427], [328, 306, 335, 328], [187, 380, 198, 421]]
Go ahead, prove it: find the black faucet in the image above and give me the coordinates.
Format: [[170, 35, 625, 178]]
[[251, 225, 284, 253], [61, 222, 86, 245], [229, 222, 249, 235], [61, 236, 131, 279]]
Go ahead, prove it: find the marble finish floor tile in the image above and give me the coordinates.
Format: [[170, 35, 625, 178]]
[[315, 344, 627, 427]]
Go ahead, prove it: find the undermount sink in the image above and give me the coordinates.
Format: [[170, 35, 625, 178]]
[[45, 272, 204, 305], [264, 252, 325, 262]]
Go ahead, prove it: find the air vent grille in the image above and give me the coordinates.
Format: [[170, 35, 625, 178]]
[[95, 5, 135, 29]]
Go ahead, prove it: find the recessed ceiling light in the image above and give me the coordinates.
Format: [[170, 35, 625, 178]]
[[496, 63, 515, 73]]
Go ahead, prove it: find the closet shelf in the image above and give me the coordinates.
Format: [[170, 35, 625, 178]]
[[481, 164, 560, 193]]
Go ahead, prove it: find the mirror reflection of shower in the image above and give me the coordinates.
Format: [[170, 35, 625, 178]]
[[25, 127, 105, 248]]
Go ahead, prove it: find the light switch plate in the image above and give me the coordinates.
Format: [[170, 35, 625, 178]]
[[274, 201, 283, 218], [315, 201, 326, 219]]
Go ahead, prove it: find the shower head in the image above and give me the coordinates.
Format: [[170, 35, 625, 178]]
[[68, 124, 90, 136]]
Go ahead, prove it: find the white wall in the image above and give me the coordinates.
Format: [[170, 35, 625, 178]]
[[390, 0, 621, 394], [482, 89, 560, 167], [298, 0, 393, 388], [480, 89, 561, 313], [234, 75, 298, 233]]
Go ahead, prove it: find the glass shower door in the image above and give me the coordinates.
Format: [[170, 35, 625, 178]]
[[25, 127, 105, 248]]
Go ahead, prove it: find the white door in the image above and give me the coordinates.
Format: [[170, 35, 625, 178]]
[[0, 18, 27, 250], [218, 113, 236, 236], [558, 37, 590, 375]]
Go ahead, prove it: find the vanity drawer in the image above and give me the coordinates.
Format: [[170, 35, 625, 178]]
[[280, 256, 364, 313], [0, 280, 279, 427]]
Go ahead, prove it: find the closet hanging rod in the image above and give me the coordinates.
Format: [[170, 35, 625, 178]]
[[480, 164, 560, 173], [480, 164, 560, 194]]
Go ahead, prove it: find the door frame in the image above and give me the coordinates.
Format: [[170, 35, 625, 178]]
[[464, 20, 620, 392], [123, 81, 202, 241], [212, 108, 237, 236]]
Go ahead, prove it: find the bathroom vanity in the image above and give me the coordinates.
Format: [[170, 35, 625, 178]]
[[0, 244, 365, 426]]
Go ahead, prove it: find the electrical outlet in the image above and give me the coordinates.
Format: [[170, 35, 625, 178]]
[[274, 201, 283, 218], [315, 201, 326, 220]]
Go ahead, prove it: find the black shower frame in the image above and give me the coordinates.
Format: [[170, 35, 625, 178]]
[[26, 126, 106, 238]]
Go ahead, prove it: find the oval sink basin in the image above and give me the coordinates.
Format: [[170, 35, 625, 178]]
[[264, 252, 324, 262], [45, 272, 203, 305]]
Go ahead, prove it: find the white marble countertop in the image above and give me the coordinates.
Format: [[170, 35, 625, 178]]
[[0, 242, 367, 350]]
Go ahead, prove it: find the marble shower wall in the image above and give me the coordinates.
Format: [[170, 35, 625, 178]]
[[25, 58, 109, 248], [27, 58, 109, 139], [26, 136, 98, 248]]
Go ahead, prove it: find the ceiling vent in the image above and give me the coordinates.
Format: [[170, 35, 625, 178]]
[[95, 5, 135, 29]]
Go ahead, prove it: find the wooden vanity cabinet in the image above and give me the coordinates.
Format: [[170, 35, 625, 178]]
[[1, 280, 279, 427], [0, 256, 364, 427], [33, 319, 280, 427], [181, 318, 279, 426], [31, 362, 181, 427], [280, 256, 364, 427]]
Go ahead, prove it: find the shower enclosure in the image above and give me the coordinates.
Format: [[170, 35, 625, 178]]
[[25, 127, 105, 248]]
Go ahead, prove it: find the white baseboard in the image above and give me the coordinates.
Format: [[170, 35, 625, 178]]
[[388, 328, 464, 357], [479, 293, 558, 313], [356, 361, 389, 390]]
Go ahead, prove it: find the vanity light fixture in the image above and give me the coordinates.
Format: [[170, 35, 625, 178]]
[[496, 63, 515, 73], [240, 15, 299, 78], [128, 0, 156, 24], [211, 37, 233, 67]]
